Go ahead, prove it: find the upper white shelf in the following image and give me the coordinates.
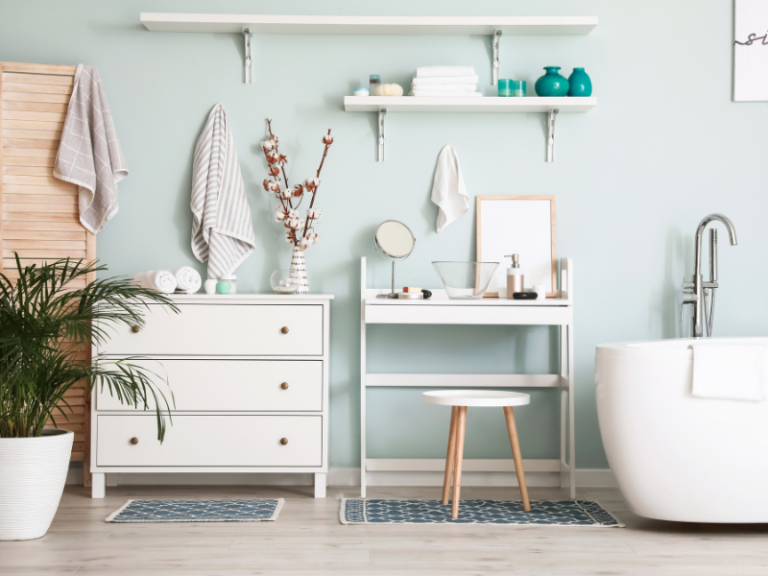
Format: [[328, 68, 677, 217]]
[[344, 96, 596, 113], [140, 14, 598, 35]]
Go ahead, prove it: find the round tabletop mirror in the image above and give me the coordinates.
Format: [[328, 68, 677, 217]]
[[374, 221, 416, 299], [375, 221, 415, 260]]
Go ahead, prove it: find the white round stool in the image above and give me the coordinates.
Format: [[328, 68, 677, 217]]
[[423, 390, 531, 519]]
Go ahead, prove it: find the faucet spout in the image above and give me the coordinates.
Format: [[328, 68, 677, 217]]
[[688, 213, 737, 338], [694, 214, 737, 279]]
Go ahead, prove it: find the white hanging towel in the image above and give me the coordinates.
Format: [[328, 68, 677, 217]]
[[133, 271, 177, 294], [172, 266, 202, 294], [690, 342, 767, 401], [431, 145, 470, 233], [53, 64, 127, 234], [191, 104, 256, 279]]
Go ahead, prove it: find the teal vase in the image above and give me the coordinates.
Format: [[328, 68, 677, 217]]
[[534, 66, 569, 97], [568, 67, 592, 97]]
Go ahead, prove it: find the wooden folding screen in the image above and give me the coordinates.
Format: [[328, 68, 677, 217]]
[[0, 62, 94, 483]]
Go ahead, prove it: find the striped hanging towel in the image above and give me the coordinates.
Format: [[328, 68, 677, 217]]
[[190, 104, 256, 279]]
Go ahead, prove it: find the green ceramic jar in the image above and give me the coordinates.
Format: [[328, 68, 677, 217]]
[[534, 66, 569, 97], [568, 67, 593, 97]]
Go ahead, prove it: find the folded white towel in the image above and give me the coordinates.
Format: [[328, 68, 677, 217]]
[[411, 90, 483, 98], [412, 75, 479, 86], [690, 343, 767, 401], [431, 145, 469, 233], [411, 84, 477, 93], [173, 266, 202, 294], [133, 271, 177, 294], [415, 65, 476, 78]]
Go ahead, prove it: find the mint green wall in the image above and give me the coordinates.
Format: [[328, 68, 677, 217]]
[[3, 1, 766, 470]]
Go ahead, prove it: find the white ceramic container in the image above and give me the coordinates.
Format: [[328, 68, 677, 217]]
[[596, 338, 768, 523], [0, 429, 74, 540]]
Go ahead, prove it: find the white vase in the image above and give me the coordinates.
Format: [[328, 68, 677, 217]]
[[0, 429, 74, 540], [289, 246, 309, 295]]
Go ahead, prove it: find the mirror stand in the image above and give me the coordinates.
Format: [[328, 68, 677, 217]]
[[376, 261, 399, 299]]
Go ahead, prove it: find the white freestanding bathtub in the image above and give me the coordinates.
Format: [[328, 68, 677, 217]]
[[596, 338, 768, 523]]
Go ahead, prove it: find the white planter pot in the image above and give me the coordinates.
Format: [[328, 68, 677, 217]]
[[0, 429, 73, 540]]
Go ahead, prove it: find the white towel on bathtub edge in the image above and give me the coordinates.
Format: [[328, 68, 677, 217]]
[[690, 343, 767, 402], [431, 145, 469, 233]]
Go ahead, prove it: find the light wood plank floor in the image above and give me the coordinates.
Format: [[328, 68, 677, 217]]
[[2, 485, 767, 575]]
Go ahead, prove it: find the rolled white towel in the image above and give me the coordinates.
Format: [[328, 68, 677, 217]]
[[173, 266, 202, 294], [411, 83, 477, 93], [415, 65, 476, 78], [412, 75, 479, 86], [411, 90, 483, 97], [133, 270, 177, 294]]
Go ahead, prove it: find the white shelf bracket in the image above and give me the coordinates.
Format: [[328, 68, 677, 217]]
[[377, 108, 387, 162], [243, 27, 252, 84], [492, 29, 502, 86], [547, 108, 559, 163]]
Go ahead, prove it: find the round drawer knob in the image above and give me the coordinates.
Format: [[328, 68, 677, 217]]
[[130, 437, 139, 445], [280, 438, 288, 445], [281, 382, 289, 390], [131, 325, 140, 333], [281, 326, 289, 334]]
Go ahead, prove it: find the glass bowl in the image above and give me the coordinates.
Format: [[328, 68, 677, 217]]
[[432, 261, 499, 300], [270, 270, 299, 295]]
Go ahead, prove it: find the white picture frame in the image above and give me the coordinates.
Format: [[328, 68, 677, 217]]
[[734, 0, 768, 101], [476, 195, 556, 298]]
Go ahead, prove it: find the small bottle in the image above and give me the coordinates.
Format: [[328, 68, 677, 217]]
[[369, 75, 380, 94], [504, 254, 525, 299]]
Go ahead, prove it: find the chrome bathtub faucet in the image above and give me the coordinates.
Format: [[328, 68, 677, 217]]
[[682, 214, 738, 338]]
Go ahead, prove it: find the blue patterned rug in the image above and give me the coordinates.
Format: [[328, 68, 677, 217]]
[[106, 499, 283, 523], [340, 499, 623, 527]]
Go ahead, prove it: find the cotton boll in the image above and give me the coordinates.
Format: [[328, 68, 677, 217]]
[[287, 209, 299, 219], [275, 208, 287, 221], [261, 141, 275, 152], [281, 188, 293, 199]]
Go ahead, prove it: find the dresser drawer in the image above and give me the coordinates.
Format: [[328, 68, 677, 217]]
[[100, 304, 323, 356], [97, 360, 322, 412], [96, 415, 322, 467]]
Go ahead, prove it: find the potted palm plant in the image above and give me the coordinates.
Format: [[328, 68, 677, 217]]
[[0, 256, 178, 540]]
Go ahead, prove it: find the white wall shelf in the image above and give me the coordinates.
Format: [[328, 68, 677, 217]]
[[344, 96, 596, 113], [345, 97, 596, 162], [140, 14, 597, 35], [140, 13, 597, 88]]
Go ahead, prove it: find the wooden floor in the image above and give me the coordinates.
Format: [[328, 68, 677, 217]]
[[2, 485, 768, 575]]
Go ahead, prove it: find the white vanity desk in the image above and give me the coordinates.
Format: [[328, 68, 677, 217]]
[[360, 257, 575, 498]]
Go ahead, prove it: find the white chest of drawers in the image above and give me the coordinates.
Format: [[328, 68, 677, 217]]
[[90, 294, 334, 498]]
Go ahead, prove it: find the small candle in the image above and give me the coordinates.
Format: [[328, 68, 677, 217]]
[[498, 79, 512, 97], [511, 80, 527, 97]]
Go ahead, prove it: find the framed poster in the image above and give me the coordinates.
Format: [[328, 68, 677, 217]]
[[734, 0, 768, 101], [476, 195, 556, 298]]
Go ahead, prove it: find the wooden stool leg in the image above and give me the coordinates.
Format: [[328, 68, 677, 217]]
[[451, 406, 468, 519], [503, 406, 531, 512], [442, 406, 459, 505]]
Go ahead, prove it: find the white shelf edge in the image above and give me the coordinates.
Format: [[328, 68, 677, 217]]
[[140, 14, 597, 35], [345, 96, 596, 113], [365, 374, 564, 388]]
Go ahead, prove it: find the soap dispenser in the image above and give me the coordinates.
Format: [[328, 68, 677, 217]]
[[504, 254, 525, 299]]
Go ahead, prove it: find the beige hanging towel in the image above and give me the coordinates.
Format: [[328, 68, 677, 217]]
[[53, 64, 127, 234], [190, 104, 256, 279]]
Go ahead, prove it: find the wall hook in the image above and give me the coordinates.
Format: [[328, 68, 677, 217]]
[[492, 29, 502, 86], [547, 108, 559, 163], [243, 27, 252, 84], [377, 108, 387, 162]]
